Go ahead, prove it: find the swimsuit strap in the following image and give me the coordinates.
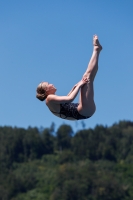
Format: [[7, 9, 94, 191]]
[[50, 104, 68, 119], [51, 111, 67, 119]]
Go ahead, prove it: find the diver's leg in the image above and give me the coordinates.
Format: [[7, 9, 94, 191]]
[[83, 34, 102, 82], [78, 35, 102, 116]]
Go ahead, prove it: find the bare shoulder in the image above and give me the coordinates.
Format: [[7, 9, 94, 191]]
[[46, 94, 57, 104], [46, 94, 70, 104]]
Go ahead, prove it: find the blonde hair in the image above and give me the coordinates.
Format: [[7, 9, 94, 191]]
[[36, 82, 47, 101]]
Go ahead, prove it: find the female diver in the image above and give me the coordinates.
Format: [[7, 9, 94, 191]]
[[36, 35, 102, 120]]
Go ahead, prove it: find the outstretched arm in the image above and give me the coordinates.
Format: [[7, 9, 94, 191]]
[[67, 81, 81, 96], [47, 80, 87, 104]]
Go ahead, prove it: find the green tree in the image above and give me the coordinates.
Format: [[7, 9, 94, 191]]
[[56, 124, 73, 151], [42, 128, 54, 154]]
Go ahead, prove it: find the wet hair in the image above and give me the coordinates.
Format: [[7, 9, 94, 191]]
[[36, 82, 47, 101]]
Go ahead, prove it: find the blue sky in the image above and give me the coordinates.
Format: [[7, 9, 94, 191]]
[[0, 1, 133, 131]]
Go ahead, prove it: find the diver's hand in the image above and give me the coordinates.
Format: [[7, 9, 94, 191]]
[[82, 76, 89, 83], [78, 79, 87, 87]]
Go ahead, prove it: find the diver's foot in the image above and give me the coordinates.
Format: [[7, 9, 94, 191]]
[[93, 35, 102, 51]]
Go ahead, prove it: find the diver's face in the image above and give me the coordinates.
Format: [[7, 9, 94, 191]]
[[41, 82, 57, 94]]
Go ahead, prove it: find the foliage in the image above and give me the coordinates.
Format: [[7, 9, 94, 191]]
[[56, 124, 73, 151], [0, 120, 133, 200]]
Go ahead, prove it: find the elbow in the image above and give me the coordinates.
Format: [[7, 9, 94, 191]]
[[67, 96, 74, 103]]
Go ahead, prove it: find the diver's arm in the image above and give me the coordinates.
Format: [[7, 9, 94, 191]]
[[67, 81, 82, 96], [47, 80, 86, 104]]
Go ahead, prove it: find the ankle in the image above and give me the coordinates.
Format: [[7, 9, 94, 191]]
[[94, 46, 102, 52]]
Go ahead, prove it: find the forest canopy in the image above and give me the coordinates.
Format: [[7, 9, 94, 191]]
[[0, 120, 133, 200]]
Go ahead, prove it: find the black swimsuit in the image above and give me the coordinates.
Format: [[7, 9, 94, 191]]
[[52, 103, 90, 120]]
